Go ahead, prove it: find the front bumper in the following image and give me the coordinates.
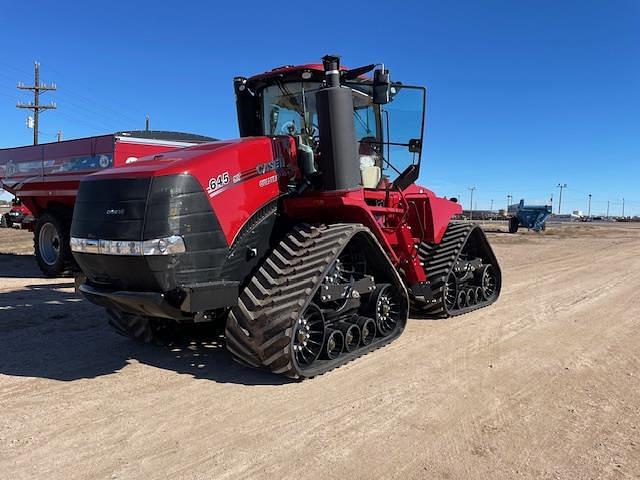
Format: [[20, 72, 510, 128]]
[[79, 280, 239, 320]]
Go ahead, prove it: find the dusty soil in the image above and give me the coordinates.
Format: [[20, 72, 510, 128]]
[[1, 224, 639, 479]]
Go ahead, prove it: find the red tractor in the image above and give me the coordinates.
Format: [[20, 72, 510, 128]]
[[71, 56, 501, 379], [1, 197, 33, 229]]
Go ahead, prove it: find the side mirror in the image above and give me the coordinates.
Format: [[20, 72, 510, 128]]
[[408, 138, 421, 153], [373, 68, 391, 104]]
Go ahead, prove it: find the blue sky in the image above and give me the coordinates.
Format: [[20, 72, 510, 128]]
[[0, 0, 638, 215]]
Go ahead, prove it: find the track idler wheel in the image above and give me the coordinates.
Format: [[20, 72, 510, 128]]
[[443, 272, 458, 312], [323, 329, 345, 360], [356, 316, 376, 346], [292, 304, 325, 368], [370, 284, 405, 336], [474, 286, 484, 303], [467, 288, 477, 306], [479, 264, 499, 301], [456, 289, 468, 309], [336, 322, 361, 352]]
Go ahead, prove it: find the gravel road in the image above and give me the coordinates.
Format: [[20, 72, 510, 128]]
[[1, 224, 638, 479]]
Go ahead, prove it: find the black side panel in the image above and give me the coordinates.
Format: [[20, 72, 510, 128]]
[[145, 174, 229, 287], [220, 199, 283, 288], [234, 77, 261, 137]]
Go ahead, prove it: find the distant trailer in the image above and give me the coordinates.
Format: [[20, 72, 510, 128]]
[[509, 199, 552, 233], [0, 131, 215, 276]]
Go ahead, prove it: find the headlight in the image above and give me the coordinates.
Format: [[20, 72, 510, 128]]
[[142, 235, 185, 255], [70, 235, 185, 256]]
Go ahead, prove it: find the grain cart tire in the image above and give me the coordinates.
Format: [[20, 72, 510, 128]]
[[508, 216, 519, 234], [34, 213, 71, 277]]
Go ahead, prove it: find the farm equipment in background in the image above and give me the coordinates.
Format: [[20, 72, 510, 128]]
[[71, 55, 502, 379], [509, 199, 552, 233], [0, 197, 33, 229]]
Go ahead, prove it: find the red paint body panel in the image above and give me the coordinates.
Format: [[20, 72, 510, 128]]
[[284, 183, 462, 284], [85, 136, 299, 246], [0, 135, 197, 219]]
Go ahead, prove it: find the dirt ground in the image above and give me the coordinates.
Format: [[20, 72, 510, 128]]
[[1, 223, 639, 480]]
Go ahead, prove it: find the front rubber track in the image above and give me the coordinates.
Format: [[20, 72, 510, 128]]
[[225, 223, 408, 380]]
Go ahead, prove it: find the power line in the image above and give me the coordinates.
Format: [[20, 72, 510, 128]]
[[16, 62, 56, 145], [45, 63, 143, 126]]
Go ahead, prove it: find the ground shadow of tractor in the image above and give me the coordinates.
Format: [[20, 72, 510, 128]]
[[0, 253, 47, 278], [0, 256, 290, 386]]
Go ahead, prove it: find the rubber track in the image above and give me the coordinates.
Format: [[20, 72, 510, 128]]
[[414, 221, 498, 317], [224, 223, 404, 379]]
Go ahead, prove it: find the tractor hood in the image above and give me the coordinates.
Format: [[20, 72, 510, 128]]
[[71, 134, 298, 296], [85, 138, 262, 179]]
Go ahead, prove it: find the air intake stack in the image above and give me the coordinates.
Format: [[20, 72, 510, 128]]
[[315, 55, 361, 191]]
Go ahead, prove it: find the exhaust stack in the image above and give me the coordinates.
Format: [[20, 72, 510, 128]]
[[315, 55, 361, 191]]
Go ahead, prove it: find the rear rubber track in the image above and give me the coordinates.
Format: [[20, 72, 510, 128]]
[[414, 221, 501, 317]]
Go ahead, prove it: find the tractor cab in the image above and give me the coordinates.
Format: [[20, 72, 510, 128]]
[[234, 57, 426, 191]]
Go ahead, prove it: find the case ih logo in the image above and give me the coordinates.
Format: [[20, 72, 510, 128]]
[[256, 157, 285, 175], [105, 209, 125, 215]]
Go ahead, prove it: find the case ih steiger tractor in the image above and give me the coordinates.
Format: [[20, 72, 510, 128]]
[[71, 56, 501, 379]]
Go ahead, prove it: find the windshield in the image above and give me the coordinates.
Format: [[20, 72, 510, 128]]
[[261, 82, 378, 142], [260, 81, 425, 186]]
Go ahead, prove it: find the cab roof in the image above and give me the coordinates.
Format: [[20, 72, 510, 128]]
[[245, 63, 351, 90]]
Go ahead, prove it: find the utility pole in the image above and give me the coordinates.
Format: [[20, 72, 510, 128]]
[[622, 198, 625, 218], [17, 62, 57, 145], [556, 183, 567, 215], [588, 193, 592, 217], [468, 186, 476, 220], [490, 199, 494, 214], [606, 200, 610, 218]]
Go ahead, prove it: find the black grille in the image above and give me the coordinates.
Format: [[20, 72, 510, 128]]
[[72, 174, 228, 292], [72, 177, 150, 240]]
